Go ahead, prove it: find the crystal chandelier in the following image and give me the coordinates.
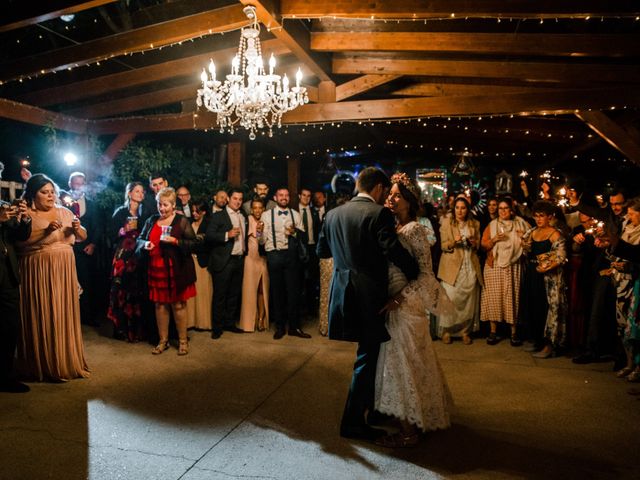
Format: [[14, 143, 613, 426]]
[[196, 6, 309, 140]]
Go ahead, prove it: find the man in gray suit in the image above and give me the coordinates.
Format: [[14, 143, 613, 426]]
[[317, 167, 418, 441]]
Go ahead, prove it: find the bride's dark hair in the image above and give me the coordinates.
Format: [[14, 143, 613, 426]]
[[390, 172, 421, 220]]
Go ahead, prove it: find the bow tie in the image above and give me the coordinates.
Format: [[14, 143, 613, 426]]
[[278, 210, 289, 216]]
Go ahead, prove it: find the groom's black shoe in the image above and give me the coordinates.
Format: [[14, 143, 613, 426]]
[[340, 424, 386, 442]]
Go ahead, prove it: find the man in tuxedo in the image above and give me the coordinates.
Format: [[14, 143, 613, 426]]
[[68, 172, 102, 326], [206, 188, 247, 339], [176, 185, 193, 220], [298, 187, 321, 317], [260, 187, 311, 340], [242, 178, 276, 215], [317, 167, 418, 441], [0, 162, 32, 393]]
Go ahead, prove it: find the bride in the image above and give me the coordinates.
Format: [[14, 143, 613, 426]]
[[374, 173, 454, 447]]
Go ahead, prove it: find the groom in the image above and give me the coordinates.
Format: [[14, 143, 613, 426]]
[[317, 167, 419, 440]]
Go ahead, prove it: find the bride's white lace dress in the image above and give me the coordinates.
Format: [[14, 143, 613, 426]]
[[375, 221, 454, 431]]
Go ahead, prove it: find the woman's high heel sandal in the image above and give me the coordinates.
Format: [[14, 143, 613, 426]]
[[616, 367, 634, 378], [152, 340, 170, 355], [178, 340, 189, 356]]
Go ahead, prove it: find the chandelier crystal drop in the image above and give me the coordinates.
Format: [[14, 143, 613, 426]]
[[196, 6, 309, 140]]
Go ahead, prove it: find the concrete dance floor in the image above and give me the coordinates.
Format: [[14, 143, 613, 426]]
[[1, 324, 638, 480]]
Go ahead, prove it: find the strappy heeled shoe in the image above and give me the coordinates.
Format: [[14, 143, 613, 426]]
[[375, 431, 420, 448], [442, 333, 452, 344], [151, 340, 170, 355], [178, 340, 189, 356], [627, 370, 640, 383]]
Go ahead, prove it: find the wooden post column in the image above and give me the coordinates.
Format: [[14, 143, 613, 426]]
[[288, 156, 300, 208], [227, 141, 246, 186]]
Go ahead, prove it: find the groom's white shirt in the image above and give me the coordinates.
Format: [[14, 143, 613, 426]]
[[356, 192, 375, 202]]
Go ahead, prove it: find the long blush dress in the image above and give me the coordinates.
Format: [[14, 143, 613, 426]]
[[17, 206, 90, 381], [239, 216, 269, 332]]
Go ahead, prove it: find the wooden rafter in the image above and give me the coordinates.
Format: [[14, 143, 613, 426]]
[[0, 4, 249, 82], [85, 87, 640, 135], [0, 98, 87, 133], [311, 33, 640, 57], [0, 0, 117, 33], [392, 83, 567, 97], [332, 56, 640, 85], [575, 110, 640, 166], [239, 0, 332, 81], [336, 75, 401, 102], [102, 133, 136, 164], [19, 39, 288, 107], [281, 0, 640, 19]]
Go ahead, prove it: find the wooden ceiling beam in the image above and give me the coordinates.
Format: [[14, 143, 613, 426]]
[[18, 39, 288, 107], [0, 98, 87, 133], [333, 56, 640, 85], [66, 83, 202, 118], [575, 110, 640, 166], [281, 0, 640, 19], [87, 87, 640, 134], [336, 75, 401, 102], [0, 0, 117, 33], [0, 4, 249, 82], [240, 0, 332, 82], [311, 33, 640, 57], [392, 83, 569, 97]]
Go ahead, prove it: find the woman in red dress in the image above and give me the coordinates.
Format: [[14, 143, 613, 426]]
[[137, 187, 197, 355]]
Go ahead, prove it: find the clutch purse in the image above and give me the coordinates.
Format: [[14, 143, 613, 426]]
[[536, 251, 558, 270]]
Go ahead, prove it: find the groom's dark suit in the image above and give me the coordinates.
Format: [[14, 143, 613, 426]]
[[317, 195, 418, 438]]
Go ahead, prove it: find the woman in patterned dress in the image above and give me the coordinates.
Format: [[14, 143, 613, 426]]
[[137, 188, 197, 356], [519, 201, 568, 358], [480, 198, 530, 346], [107, 182, 149, 342]]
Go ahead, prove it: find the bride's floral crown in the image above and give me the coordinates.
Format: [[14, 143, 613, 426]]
[[390, 172, 422, 202]]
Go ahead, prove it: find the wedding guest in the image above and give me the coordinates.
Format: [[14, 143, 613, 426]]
[[260, 187, 311, 339], [17, 174, 90, 381], [480, 198, 530, 346], [312, 190, 327, 222], [176, 185, 193, 220], [0, 162, 32, 393], [609, 197, 640, 381], [242, 178, 276, 215], [142, 172, 169, 214], [67, 171, 101, 326], [479, 197, 499, 233], [437, 197, 483, 345], [137, 187, 197, 356], [107, 182, 148, 342], [520, 201, 568, 358], [239, 197, 270, 332], [206, 188, 247, 339], [186, 200, 213, 331], [298, 187, 321, 317], [212, 189, 228, 213], [572, 189, 627, 365]]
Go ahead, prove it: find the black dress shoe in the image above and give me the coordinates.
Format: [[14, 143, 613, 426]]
[[340, 424, 386, 442], [212, 331, 223, 339], [224, 326, 245, 334], [273, 329, 286, 340], [288, 328, 311, 339], [0, 380, 30, 393]]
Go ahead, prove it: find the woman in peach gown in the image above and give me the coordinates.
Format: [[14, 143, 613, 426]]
[[17, 174, 90, 382], [239, 197, 269, 332]]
